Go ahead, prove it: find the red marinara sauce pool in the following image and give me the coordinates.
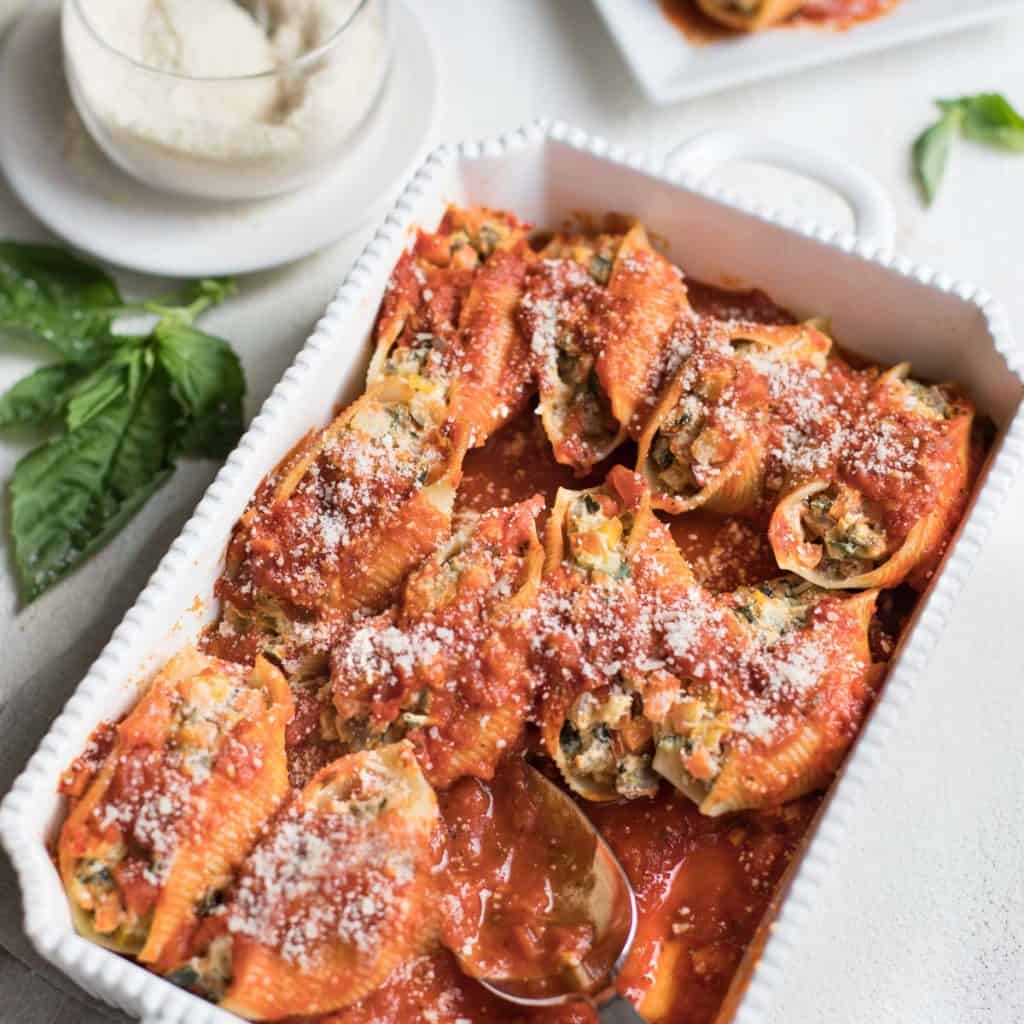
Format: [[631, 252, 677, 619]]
[[587, 788, 819, 1022], [439, 760, 600, 987]]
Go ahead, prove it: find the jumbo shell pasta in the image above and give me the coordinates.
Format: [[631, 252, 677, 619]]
[[330, 495, 545, 787], [637, 320, 831, 515], [369, 206, 535, 446], [520, 256, 627, 473], [769, 364, 973, 589], [520, 222, 687, 474], [650, 578, 881, 815], [638, 334, 770, 515], [58, 649, 292, 970], [537, 466, 695, 801], [593, 222, 689, 434], [219, 375, 466, 673], [187, 742, 438, 1019]]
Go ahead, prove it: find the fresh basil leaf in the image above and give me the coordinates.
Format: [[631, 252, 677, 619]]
[[913, 108, 961, 206], [63, 347, 151, 431], [145, 277, 236, 324], [8, 369, 176, 602], [0, 243, 246, 603], [64, 363, 129, 432], [156, 322, 244, 456], [941, 93, 1024, 152], [176, 400, 245, 459], [0, 243, 123, 361], [107, 370, 177, 496], [0, 364, 87, 428], [155, 323, 244, 414]]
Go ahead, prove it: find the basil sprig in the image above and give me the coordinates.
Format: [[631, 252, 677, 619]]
[[0, 243, 245, 603], [913, 92, 1024, 205]]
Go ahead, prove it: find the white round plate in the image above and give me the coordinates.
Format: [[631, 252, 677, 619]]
[[0, 1, 440, 277]]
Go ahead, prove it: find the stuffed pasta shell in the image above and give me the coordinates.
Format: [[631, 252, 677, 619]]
[[330, 496, 545, 787], [177, 742, 439, 1019], [219, 376, 466, 673], [638, 332, 770, 515], [520, 223, 687, 474], [727, 320, 831, 371], [541, 577, 731, 806], [542, 464, 692, 583], [58, 649, 293, 971], [536, 467, 695, 800], [637, 321, 830, 515], [651, 577, 881, 815], [520, 256, 626, 473], [369, 206, 535, 446], [370, 206, 530, 385], [592, 223, 689, 434], [769, 364, 973, 589]]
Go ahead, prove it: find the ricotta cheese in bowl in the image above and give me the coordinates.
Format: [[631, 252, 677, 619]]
[[62, 0, 392, 199]]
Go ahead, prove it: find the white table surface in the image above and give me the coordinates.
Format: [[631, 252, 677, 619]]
[[1, 2, 1023, 1022]]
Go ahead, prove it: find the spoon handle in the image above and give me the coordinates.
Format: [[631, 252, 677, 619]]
[[597, 994, 646, 1023]]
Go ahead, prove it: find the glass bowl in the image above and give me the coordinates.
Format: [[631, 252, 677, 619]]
[[61, 0, 393, 201]]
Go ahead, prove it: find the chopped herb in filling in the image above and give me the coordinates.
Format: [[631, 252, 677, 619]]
[[559, 687, 658, 799], [800, 485, 889, 579]]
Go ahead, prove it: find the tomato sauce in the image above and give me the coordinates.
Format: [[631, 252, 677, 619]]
[[283, 683, 345, 789], [458, 407, 607, 528], [588, 789, 818, 1023], [59, 720, 117, 799], [685, 284, 796, 325], [314, 765, 818, 1024], [440, 761, 600, 989], [657, 1, 735, 45], [315, 949, 593, 1024], [668, 512, 778, 592]]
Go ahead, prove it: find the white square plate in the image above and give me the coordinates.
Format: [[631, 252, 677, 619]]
[[593, 0, 1024, 103]]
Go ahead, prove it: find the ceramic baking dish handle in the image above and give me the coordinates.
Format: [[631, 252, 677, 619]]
[[668, 129, 896, 251]]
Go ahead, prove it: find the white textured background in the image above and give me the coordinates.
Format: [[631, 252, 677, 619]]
[[0, 1, 1022, 1021]]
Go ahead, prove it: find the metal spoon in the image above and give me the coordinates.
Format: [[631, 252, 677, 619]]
[[467, 762, 645, 1023]]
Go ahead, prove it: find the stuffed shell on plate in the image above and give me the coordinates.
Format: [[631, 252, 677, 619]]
[[692, 0, 899, 31], [696, 0, 806, 30]]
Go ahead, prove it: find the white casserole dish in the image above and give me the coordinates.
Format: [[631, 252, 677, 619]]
[[1, 121, 1022, 1024]]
